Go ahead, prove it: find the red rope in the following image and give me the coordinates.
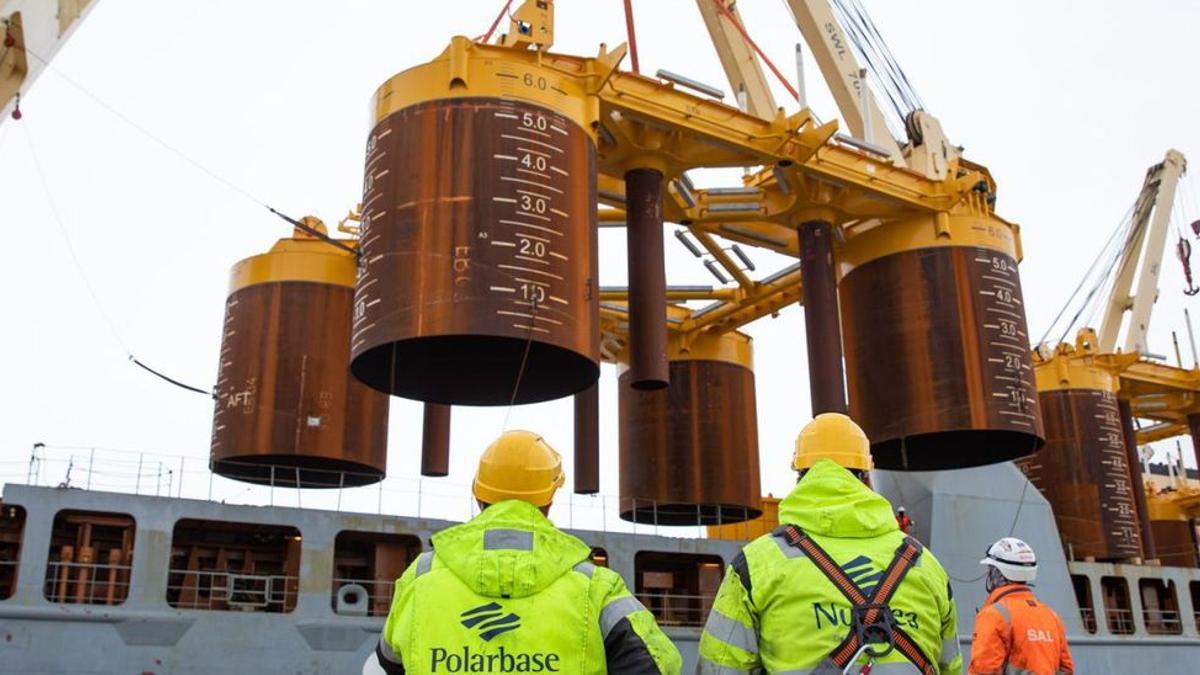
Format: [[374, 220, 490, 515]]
[[623, 0, 640, 73], [710, 0, 799, 102], [477, 0, 515, 44]]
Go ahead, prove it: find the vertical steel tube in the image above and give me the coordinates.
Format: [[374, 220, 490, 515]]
[[421, 403, 451, 477], [625, 168, 669, 389], [1119, 399, 1155, 559], [798, 219, 847, 415], [1190, 413, 1200, 477], [574, 383, 600, 494]]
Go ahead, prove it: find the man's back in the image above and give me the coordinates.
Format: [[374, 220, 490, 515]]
[[376, 499, 681, 674], [970, 585, 1073, 675], [698, 460, 962, 674]]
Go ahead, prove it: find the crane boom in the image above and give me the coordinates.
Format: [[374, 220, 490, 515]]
[[1098, 149, 1188, 354], [694, 0, 778, 119], [780, 0, 903, 164], [0, 0, 98, 126]]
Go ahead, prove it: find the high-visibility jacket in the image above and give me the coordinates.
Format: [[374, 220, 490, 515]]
[[968, 585, 1073, 675], [697, 459, 963, 674], [374, 499, 681, 674]]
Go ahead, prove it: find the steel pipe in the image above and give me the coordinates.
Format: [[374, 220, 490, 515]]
[[1190, 413, 1200, 478], [798, 220, 847, 415], [421, 403, 451, 478], [625, 168, 669, 389], [574, 383, 600, 494]]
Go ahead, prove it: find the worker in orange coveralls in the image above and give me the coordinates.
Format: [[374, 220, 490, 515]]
[[969, 537, 1074, 675], [895, 506, 914, 534]]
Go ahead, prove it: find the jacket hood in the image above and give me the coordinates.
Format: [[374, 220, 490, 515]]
[[430, 499, 591, 599], [777, 459, 899, 538]]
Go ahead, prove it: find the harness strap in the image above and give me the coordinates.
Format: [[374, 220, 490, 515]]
[[778, 525, 935, 675]]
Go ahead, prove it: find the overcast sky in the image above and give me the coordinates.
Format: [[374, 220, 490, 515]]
[[0, 1, 1197, 520]]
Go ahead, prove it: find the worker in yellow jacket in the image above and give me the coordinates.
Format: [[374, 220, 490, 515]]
[[370, 430, 682, 675], [696, 413, 963, 674]]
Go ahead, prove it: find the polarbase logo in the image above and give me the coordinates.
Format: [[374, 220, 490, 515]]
[[460, 602, 520, 641], [429, 603, 561, 672]]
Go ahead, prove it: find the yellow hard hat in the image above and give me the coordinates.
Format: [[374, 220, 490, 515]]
[[792, 413, 873, 471], [473, 430, 565, 507]]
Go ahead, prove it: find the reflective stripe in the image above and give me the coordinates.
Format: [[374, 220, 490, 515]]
[[414, 552, 433, 577], [992, 601, 1011, 624], [599, 595, 645, 638], [696, 657, 753, 674], [770, 531, 807, 559], [573, 561, 595, 578], [768, 664, 923, 675], [377, 638, 402, 665], [483, 528, 533, 550], [1003, 666, 1037, 675], [702, 608, 758, 655], [940, 635, 961, 664]]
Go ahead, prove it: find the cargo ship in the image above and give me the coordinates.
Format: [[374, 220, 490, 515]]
[[3, 455, 1200, 673]]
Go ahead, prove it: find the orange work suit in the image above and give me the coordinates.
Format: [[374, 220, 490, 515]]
[[969, 585, 1074, 675]]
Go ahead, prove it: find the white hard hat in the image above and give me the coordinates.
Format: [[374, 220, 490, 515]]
[[980, 537, 1037, 583]]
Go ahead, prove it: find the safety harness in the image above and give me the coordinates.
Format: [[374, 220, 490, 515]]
[[776, 524, 936, 675]]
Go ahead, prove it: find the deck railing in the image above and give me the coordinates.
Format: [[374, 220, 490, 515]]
[[331, 578, 394, 617], [637, 592, 716, 628], [1106, 607, 1137, 635], [1078, 607, 1097, 633], [43, 561, 132, 605], [0, 559, 18, 599], [1142, 608, 1183, 635], [2, 445, 774, 539], [166, 568, 298, 612]]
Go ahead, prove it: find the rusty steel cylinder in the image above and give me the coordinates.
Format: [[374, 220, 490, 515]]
[[574, 383, 600, 494], [1148, 497, 1198, 567], [625, 168, 669, 390], [350, 91, 599, 405], [421, 403, 451, 477], [1018, 364, 1142, 560], [1119, 398, 1155, 559], [619, 331, 762, 525], [799, 220, 848, 415], [211, 229, 390, 487], [839, 214, 1044, 469]]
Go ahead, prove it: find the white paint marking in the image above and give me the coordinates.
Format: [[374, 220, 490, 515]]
[[499, 264, 563, 280], [503, 176, 564, 194]]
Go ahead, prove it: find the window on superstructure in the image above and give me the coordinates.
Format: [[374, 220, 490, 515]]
[[1139, 578, 1182, 635], [331, 531, 421, 617], [1101, 576, 1135, 635], [634, 551, 724, 628], [1070, 574, 1096, 634], [589, 547, 608, 567], [166, 519, 300, 613], [43, 510, 135, 605], [0, 504, 25, 600]]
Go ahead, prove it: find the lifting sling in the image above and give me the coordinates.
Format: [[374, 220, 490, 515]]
[[775, 524, 935, 675]]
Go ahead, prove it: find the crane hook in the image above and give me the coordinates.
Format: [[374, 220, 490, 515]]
[[1179, 237, 1199, 296]]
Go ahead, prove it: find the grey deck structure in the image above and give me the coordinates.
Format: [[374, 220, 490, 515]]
[[2, 463, 1200, 673]]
